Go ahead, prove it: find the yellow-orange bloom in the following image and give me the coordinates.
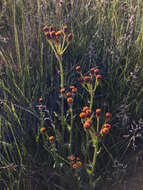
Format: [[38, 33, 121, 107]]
[[77, 161, 82, 167], [105, 112, 112, 121], [72, 88, 77, 94], [40, 127, 46, 133], [80, 112, 87, 118], [76, 65, 81, 72], [56, 30, 63, 37], [67, 97, 73, 103], [66, 92, 72, 97], [72, 163, 77, 169], [60, 88, 65, 94], [82, 106, 89, 112], [100, 128, 109, 135], [103, 123, 111, 129], [49, 136, 54, 141], [96, 109, 101, 118]]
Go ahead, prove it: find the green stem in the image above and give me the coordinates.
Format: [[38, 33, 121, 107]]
[[56, 55, 65, 136], [69, 106, 73, 153]]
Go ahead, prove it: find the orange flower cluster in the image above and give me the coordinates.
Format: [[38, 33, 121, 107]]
[[43, 25, 72, 42], [80, 106, 92, 130], [76, 66, 102, 83], [100, 123, 111, 135], [60, 86, 77, 104], [69, 156, 82, 169]]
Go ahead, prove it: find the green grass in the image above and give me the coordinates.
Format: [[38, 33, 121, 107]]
[[0, 0, 143, 189]]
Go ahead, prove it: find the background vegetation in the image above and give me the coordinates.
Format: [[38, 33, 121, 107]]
[[0, 0, 143, 189]]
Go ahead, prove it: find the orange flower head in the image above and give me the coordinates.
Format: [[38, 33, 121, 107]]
[[43, 26, 49, 33], [77, 161, 82, 167], [76, 157, 80, 161], [80, 112, 87, 119], [84, 76, 92, 83], [78, 77, 84, 83], [96, 109, 101, 118], [69, 86, 75, 89], [40, 127, 46, 133], [67, 97, 73, 103], [63, 26, 68, 34], [94, 69, 99, 76], [100, 128, 109, 135], [50, 31, 56, 39], [85, 109, 92, 117], [96, 74, 101, 81], [105, 112, 112, 121], [82, 106, 89, 112], [104, 123, 111, 129], [39, 97, 44, 103], [56, 30, 63, 38], [72, 163, 77, 169], [90, 68, 95, 75], [67, 33, 72, 42], [66, 92, 72, 97], [49, 136, 54, 141], [46, 32, 51, 40], [83, 122, 91, 129], [72, 88, 77, 94], [70, 155, 75, 161], [76, 66, 81, 73], [60, 88, 65, 94]]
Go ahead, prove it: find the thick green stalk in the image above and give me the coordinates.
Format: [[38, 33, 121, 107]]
[[56, 54, 65, 136]]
